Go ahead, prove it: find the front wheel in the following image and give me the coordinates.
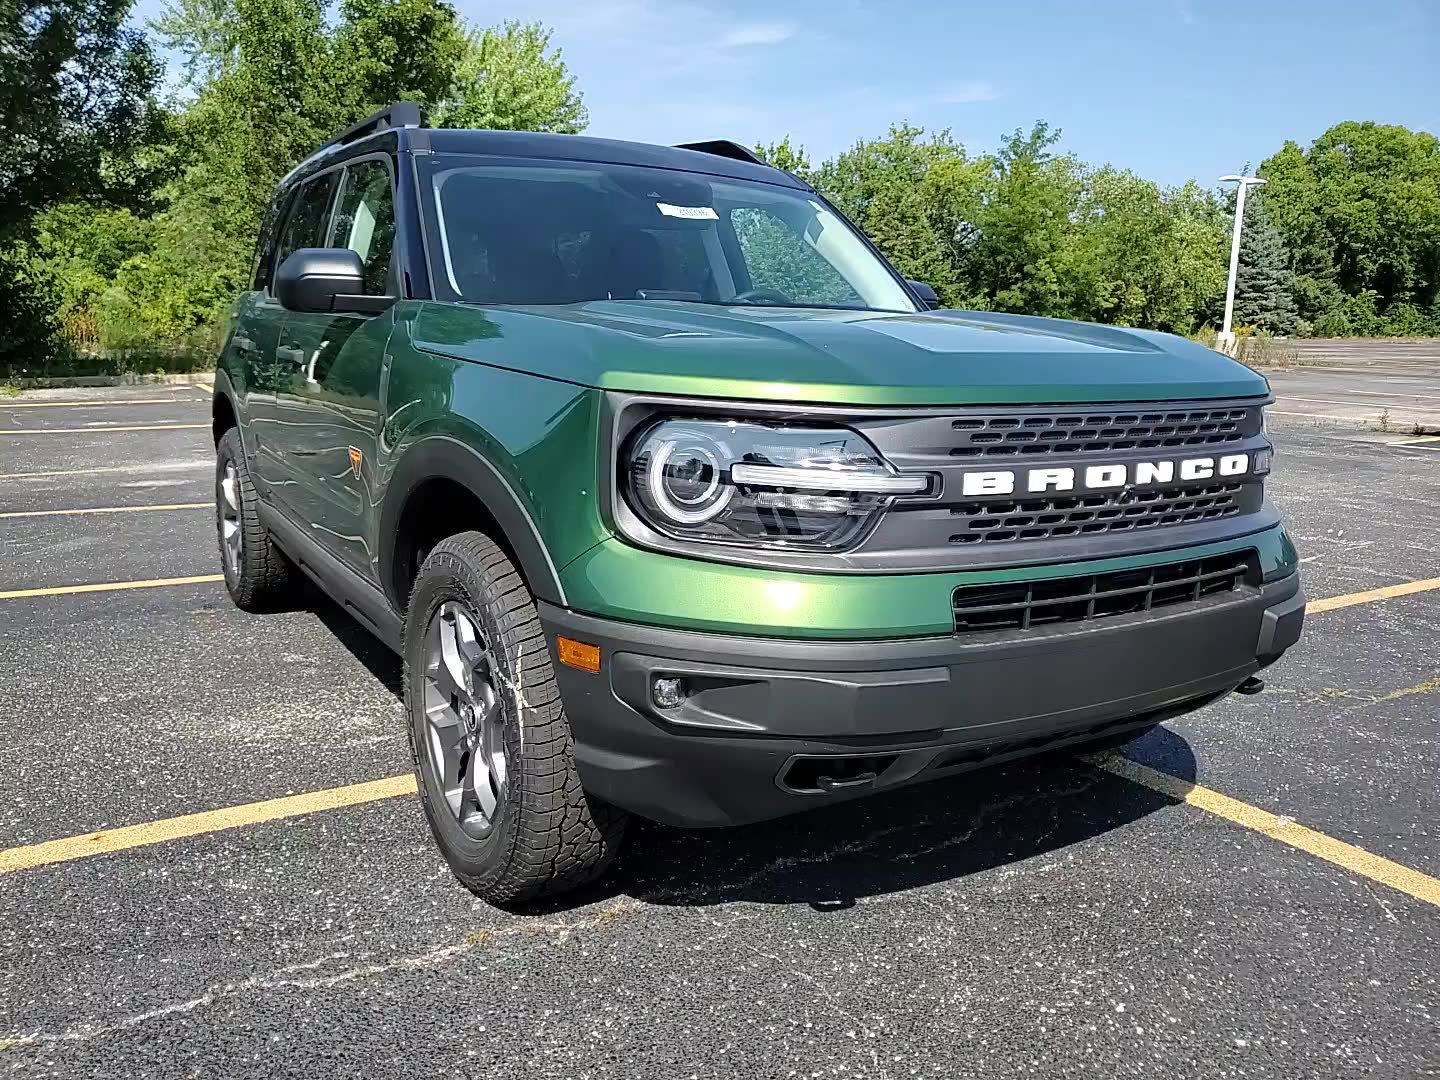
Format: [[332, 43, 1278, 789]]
[[402, 531, 627, 906]]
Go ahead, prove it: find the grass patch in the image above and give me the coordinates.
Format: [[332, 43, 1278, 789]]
[[0, 384, 21, 398]]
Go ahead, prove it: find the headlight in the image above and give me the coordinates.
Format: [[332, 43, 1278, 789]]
[[624, 418, 928, 550]]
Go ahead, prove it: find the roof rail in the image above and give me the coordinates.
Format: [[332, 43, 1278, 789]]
[[674, 140, 767, 166], [326, 101, 423, 152]]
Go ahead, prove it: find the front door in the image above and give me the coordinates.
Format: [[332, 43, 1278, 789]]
[[271, 156, 398, 582]]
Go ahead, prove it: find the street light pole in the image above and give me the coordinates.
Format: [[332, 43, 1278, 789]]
[[1216, 174, 1266, 357]]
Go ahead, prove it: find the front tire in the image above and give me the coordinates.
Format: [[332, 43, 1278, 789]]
[[215, 428, 296, 611], [403, 531, 627, 906]]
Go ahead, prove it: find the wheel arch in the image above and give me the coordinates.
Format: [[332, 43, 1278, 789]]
[[380, 436, 567, 613], [211, 369, 239, 445]]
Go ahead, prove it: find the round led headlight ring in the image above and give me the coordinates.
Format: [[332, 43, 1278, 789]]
[[646, 432, 734, 524]]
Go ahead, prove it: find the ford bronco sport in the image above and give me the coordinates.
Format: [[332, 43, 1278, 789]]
[[213, 103, 1305, 903]]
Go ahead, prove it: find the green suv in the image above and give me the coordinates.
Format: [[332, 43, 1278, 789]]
[[213, 103, 1304, 903]]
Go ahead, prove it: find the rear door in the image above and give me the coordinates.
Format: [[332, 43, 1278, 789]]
[[270, 156, 398, 581]]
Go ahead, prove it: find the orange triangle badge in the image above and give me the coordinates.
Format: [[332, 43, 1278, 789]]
[[348, 446, 363, 478]]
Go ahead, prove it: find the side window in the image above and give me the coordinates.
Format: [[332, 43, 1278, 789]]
[[252, 191, 287, 289], [275, 173, 339, 270], [331, 160, 396, 295], [730, 208, 861, 306]]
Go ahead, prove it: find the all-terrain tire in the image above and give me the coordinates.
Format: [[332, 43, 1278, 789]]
[[215, 427, 296, 611], [403, 531, 627, 906]]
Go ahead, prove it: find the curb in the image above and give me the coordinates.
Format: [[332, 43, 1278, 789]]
[[2, 373, 215, 390]]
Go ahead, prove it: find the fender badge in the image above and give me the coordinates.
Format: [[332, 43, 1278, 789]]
[[348, 446, 363, 478]]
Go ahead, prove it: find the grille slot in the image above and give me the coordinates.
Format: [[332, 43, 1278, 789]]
[[949, 483, 1245, 545], [952, 554, 1254, 633], [948, 407, 1252, 458]]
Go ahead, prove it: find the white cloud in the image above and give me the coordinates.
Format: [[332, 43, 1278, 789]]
[[930, 80, 1000, 105], [717, 21, 798, 48]]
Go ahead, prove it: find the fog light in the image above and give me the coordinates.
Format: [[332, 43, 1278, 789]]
[[652, 676, 686, 709]]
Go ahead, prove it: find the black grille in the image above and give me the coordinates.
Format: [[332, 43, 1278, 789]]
[[949, 483, 1245, 545], [949, 407, 1254, 458], [952, 553, 1254, 633]]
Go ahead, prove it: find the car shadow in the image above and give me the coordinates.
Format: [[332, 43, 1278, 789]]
[[306, 583, 405, 700], [555, 726, 1197, 913], [300, 581, 1200, 915]]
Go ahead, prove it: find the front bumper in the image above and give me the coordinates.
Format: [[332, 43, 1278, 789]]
[[541, 572, 1304, 828]]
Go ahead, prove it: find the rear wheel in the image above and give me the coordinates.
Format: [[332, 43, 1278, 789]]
[[403, 531, 627, 906], [215, 428, 295, 611]]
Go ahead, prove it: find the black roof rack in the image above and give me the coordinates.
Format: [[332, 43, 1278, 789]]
[[674, 140, 767, 166], [326, 101, 423, 151]]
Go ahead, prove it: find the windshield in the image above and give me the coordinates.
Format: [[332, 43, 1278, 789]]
[[421, 155, 918, 313]]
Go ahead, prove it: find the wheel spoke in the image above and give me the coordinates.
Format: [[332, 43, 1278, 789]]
[[220, 468, 240, 512], [472, 752, 498, 821], [438, 605, 480, 698], [427, 612, 463, 703], [426, 709, 468, 796]]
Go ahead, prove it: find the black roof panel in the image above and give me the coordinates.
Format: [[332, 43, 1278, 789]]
[[412, 128, 801, 188]]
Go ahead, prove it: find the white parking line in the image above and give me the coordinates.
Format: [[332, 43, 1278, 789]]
[[0, 462, 212, 481], [0, 398, 203, 409], [0, 503, 209, 520]]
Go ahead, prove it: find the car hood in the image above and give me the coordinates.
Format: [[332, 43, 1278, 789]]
[[410, 300, 1270, 406]]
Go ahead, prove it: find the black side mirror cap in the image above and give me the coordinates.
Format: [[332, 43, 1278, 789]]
[[907, 280, 942, 310], [275, 248, 395, 314]]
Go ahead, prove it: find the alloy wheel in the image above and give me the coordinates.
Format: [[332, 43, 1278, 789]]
[[219, 461, 243, 577], [422, 601, 508, 839]]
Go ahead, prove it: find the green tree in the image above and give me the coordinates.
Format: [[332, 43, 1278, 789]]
[[1233, 196, 1298, 334], [1066, 170, 1228, 331], [755, 136, 813, 182], [149, 0, 240, 86], [1261, 122, 1440, 330], [1, 0, 161, 365], [433, 21, 586, 132], [0, 0, 160, 243], [331, 0, 463, 118], [815, 125, 980, 306]]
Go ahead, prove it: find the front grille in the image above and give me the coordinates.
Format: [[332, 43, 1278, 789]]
[[948, 407, 1253, 458], [949, 482, 1245, 545], [951, 553, 1254, 633]]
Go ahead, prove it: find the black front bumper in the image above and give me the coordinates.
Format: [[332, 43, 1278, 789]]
[[539, 573, 1304, 828]]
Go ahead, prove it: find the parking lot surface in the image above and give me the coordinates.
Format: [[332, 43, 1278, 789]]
[[1, 373, 1437, 1079]]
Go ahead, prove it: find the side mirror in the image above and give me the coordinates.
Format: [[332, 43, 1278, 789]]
[[275, 248, 393, 314], [907, 280, 942, 310]]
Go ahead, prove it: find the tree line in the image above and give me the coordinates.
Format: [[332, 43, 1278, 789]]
[[3, 0, 1438, 375]]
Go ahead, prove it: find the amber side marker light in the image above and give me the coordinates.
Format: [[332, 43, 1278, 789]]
[[557, 636, 602, 673]]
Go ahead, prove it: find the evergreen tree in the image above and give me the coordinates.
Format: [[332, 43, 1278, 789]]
[[1234, 196, 1299, 334]]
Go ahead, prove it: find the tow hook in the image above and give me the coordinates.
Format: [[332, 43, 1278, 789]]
[[1236, 676, 1266, 696]]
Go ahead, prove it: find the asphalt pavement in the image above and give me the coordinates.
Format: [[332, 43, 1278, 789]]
[[0, 374, 1437, 1079]]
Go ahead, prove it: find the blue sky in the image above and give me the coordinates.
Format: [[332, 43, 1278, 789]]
[[131, 0, 1438, 187]]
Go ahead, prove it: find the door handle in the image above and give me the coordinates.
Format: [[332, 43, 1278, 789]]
[[232, 335, 256, 354], [275, 346, 306, 366]]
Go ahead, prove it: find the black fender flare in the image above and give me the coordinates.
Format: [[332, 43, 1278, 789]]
[[378, 435, 568, 609]]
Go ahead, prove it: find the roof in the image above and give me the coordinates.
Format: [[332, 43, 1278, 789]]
[[408, 128, 805, 188]]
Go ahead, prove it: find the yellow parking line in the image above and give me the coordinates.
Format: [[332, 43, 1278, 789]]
[[0, 398, 198, 409], [0, 502, 209, 520], [0, 775, 417, 874], [1307, 576, 1440, 614], [0, 574, 223, 600], [1086, 754, 1440, 908], [0, 423, 209, 436], [1395, 434, 1440, 445], [194, 380, 215, 393]]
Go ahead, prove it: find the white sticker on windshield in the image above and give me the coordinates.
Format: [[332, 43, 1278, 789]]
[[656, 202, 718, 220]]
